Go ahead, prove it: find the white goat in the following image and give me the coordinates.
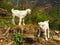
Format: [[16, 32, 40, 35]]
[[11, 8, 31, 25], [38, 20, 49, 40]]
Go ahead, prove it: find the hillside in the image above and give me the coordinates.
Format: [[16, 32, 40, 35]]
[[0, 0, 60, 45], [0, 25, 60, 45]]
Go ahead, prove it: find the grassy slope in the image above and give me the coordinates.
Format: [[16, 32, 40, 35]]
[[0, 15, 15, 28]]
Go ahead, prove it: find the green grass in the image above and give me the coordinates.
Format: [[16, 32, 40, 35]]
[[13, 32, 23, 45], [0, 15, 15, 28]]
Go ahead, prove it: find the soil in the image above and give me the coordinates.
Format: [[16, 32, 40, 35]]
[[0, 24, 60, 45]]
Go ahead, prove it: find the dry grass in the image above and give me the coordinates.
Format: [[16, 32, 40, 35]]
[[0, 24, 60, 45]]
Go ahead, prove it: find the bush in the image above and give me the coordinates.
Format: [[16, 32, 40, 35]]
[[36, 13, 48, 23], [0, 1, 13, 11], [13, 32, 23, 45], [49, 5, 60, 30], [25, 13, 48, 24]]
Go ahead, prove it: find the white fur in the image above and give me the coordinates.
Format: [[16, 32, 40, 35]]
[[11, 8, 31, 25], [38, 20, 49, 40]]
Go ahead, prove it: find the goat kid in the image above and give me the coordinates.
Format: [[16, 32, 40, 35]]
[[38, 20, 49, 40], [11, 8, 31, 25]]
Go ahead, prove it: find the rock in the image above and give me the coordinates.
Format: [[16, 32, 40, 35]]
[[0, 40, 3, 42], [23, 34, 35, 39], [53, 35, 60, 41], [23, 34, 36, 43], [55, 30, 60, 34]]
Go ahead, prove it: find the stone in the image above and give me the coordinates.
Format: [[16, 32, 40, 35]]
[[55, 30, 60, 34], [53, 35, 60, 41]]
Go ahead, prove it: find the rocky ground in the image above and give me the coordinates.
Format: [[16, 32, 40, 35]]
[[0, 24, 60, 45]]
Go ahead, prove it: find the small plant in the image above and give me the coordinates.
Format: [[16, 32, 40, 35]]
[[25, 13, 48, 24], [36, 13, 48, 23], [13, 32, 23, 45]]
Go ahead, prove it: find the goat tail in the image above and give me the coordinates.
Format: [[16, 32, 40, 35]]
[[11, 8, 14, 12]]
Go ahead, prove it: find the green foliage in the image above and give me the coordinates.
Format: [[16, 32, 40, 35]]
[[24, 15, 31, 24], [0, 1, 13, 11], [0, 0, 60, 30], [0, 16, 15, 28], [49, 5, 60, 30], [36, 13, 48, 23], [25, 13, 48, 24], [13, 32, 22, 45]]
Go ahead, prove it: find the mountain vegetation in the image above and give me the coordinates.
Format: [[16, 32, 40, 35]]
[[0, 0, 60, 45]]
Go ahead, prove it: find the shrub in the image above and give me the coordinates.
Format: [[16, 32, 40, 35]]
[[0, 1, 13, 11], [36, 13, 48, 23], [13, 32, 23, 45], [25, 13, 48, 24], [49, 4, 60, 30], [24, 15, 31, 24]]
